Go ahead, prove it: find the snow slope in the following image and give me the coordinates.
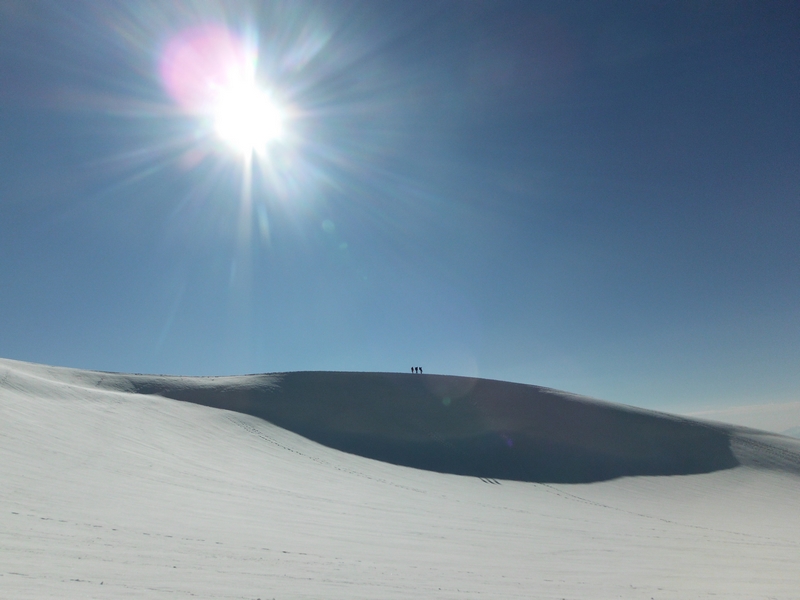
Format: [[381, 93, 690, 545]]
[[2, 358, 799, 599], [686, 401, 800, 439]]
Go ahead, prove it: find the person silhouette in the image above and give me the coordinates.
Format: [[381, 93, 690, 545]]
[[411, 367, 415, 373], [419, 367, 423, 374]]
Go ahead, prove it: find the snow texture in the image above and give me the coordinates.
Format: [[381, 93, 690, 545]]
[[2, 357, 799, 599]]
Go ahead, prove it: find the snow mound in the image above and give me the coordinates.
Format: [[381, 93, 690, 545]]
[[4, 358, 799, 482], [2, 358, 800, 599]]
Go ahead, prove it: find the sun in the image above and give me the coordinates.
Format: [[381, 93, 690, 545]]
[[212, 83, 285, 157], [159, 25, 288, 159]]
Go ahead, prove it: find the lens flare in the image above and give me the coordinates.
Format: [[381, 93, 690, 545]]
[[159, 24, 250, 114], [159, 24, 285, 157]]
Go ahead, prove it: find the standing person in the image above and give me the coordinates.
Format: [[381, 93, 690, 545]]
[[411, 367, 415, 373], [419, 367, 423, 374]]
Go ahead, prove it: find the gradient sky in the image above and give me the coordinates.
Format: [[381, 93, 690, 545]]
[[0, 0, 798, 411]]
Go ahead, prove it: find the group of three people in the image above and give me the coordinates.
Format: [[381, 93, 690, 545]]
[[411, 366, 423, 373]]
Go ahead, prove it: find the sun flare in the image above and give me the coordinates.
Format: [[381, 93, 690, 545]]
[[160, 25, 288, 159], [213, 84, 285, 156]]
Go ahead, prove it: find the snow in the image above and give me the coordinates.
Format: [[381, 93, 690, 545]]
[[2, 357, 799, 599], [686, 401, 800, 438]]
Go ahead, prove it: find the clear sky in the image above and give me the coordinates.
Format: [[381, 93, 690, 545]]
[[0, 1, 798, 411]]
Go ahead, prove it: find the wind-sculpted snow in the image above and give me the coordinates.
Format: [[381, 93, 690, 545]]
[[86, 370, 743, 482], [0, 361, 750, 482], [2, 358, 800, 599]]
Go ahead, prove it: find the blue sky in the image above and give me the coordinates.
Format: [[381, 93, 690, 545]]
[[1, 1, 798, 411]]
